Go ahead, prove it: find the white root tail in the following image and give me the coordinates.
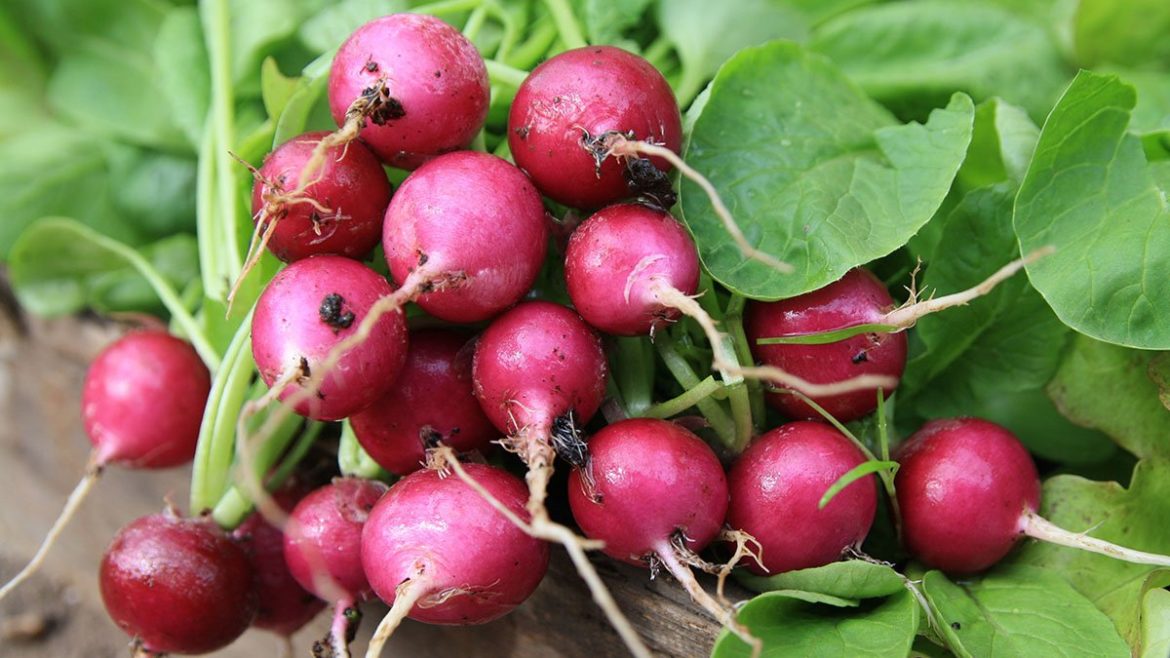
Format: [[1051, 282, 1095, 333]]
[[365, 574, 429, 658], [1022, 511, 1170, 568], [0, 458, 102, 601]]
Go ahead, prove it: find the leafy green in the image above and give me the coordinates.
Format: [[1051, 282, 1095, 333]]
[[582, 0, 651, 46], [736, 559, 906, 600], [1073, 0, 1170, 69], [1014, 71, 1170, 350], [922, 565, 1130, 657], [1149, 353, 1170, 412], [155, 6, 211, 149], [681, 41, 973, 301], [298, 0, 408, 55], [1141, 588, 1170, 658], [956, 98, 1040, 191]]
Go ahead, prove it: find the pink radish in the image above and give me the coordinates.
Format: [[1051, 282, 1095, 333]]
[[381, 150, 548, 324], [896, 417, 1170, 574], [727, 421, 877, 575], [325, 14, 488, 171], [284, 477, 388, 657], [349, 329, 494, 475], [361, 463, 549, 656], [0, 330, 211, 601], [99, 511, 257, 655], [566, 418, 758, 653], [251, 255, 408, 421]]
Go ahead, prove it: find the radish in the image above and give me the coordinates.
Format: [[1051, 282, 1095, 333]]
[[566, 418, 758, 653], [466, 300, 652, 658], [322, 13, 488, 172], [508, 46, 682, 210], [251, 255, 408, 421], [896, 417, 1170, 574], [349, 329, 494, 475], [361, 463, 549, 657], [284, 477, 388, 657], [727, 421, 877, 575], [99, 511, 257, 655], [0, 330, 211, 601], [381, 150, 548, 324]]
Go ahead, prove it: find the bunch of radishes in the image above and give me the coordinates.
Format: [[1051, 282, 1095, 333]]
[[6, 10, 1170, 658]]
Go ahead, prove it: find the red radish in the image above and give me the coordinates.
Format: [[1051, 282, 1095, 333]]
[[251, 255, 408, 421], [349, 329, 494, 475], [508, 46, 681, 209], [381, 151, 548, 323], [564, 203, 700, 336], [566, 418, 757, 652], [249, 131, 390, 263], [361, 463, 549, 656], [326, 14, 488, 171], [896, 417, 1170, 574], [727, 421, 877, 575], [99, 511, 257, 655], [233, 489, 325, 637], [284, 477, 388, 656], [745, 268, 907, 422], [0, 330, 211, 601]]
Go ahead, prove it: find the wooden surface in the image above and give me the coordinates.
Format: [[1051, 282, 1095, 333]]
[[0, 299, 729, 657]]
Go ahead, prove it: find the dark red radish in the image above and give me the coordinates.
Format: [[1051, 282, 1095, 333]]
[[508, 46, 681, 210], [284, 477, 388, 656], [99, 512, 257, 655], [566, 418, 757, 652], [249, 131, 390, 263], [233, 488, 325, 637], [251, 255, 408, 421], [564, 203, 700, 336], [745, 268, 907, 423], [727, 421, 877, 575], [361, 463, 548, 655], [350, 329, 494, 475], [0, 330, 211, 602], [896, 417, 1170, 575], [381, 151, 548, 324], [327, 14, 488, 170]]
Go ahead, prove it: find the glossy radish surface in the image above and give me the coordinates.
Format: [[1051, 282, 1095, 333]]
[[567, 418, 728, 566], [251, 131, 390, 262], [564, 203, 700, 336], [350, 329, 495, 475], [283, 477, 389, 603], [362, 464, 549, 625], [727, 421, 876, 575], [508, 46, 682, 209], [895, 417, 1041, 574], [99, 512, 257, 655], [382, 151, 548, 323], [251, 255, 408, 421], [745, 268, 907, 423], [329, 14, 488, 170], [82, 330, 210, 469]]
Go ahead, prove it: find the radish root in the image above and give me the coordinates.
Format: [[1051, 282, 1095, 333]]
[[715, 528, 765, 603], [1021, 511, 1170, 568], [365, 570, 429, 658], [303, 79, 399, 190]]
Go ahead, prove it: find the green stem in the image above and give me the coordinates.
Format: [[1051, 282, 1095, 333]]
[[643, 376, 722, 419], [410, 0, 482, 17], [195, 124, 223, 303], [484, 59, 529, 87], [642, 35, 674, 71], [656, 334, 736, 445], [726, 382, 753, 453], [203, 0, 242, 287], [504, 18, 558, 69], [675, 66, 708, 110], [613, 337, 655, 417], [462, 4, 489, 40], [338, 420, 389, 480], [541, 0, 586, 49], [190, 316, 253, 512], [725, 295, 765, 433], [210, 421, 324, 528]]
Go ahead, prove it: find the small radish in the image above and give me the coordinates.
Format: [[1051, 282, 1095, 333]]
[[323, 14, 489, 171], [361, 463, 549, 657], [349, 329, 494, 475], [508, 46, 681, 210], [381, 151, 548, 324], [251, 255, 408, 421], [896, 417, 1170, 574], [0, 330, 211, 601], [99, 511, 257, 655], [727, 421, 877, 575], [284, 477, 388, 657], [566, 418, 758, 653]]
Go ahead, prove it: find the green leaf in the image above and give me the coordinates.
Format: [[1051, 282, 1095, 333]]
[[1073, 0, 1170, 69], [229, 0, 330, 89], [1148, 353, 1170, 412], [809, 1, 1070, 121], [154, 6, 211, 149], [87, 235, 200, 314], [582, 0, 651, 45], [957, 98, 1040, 191], [1009, 460, 1170, 648], [297, 0, 408, 55], [109, 149, 199, 240], [1106, 69, 1170, 135], [712, 588, 919, 658], [272, 62, 331, 146], [1014, 71, 1170, 350], [1046, 335, 1170, 459], [260, 57, 301, 119], [922, 565, 1130, 658], [736, 559, 906, 600], [820, 461, 897, 509], [1141, 588, 1170, 658], [681, 42, 973, 301]]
